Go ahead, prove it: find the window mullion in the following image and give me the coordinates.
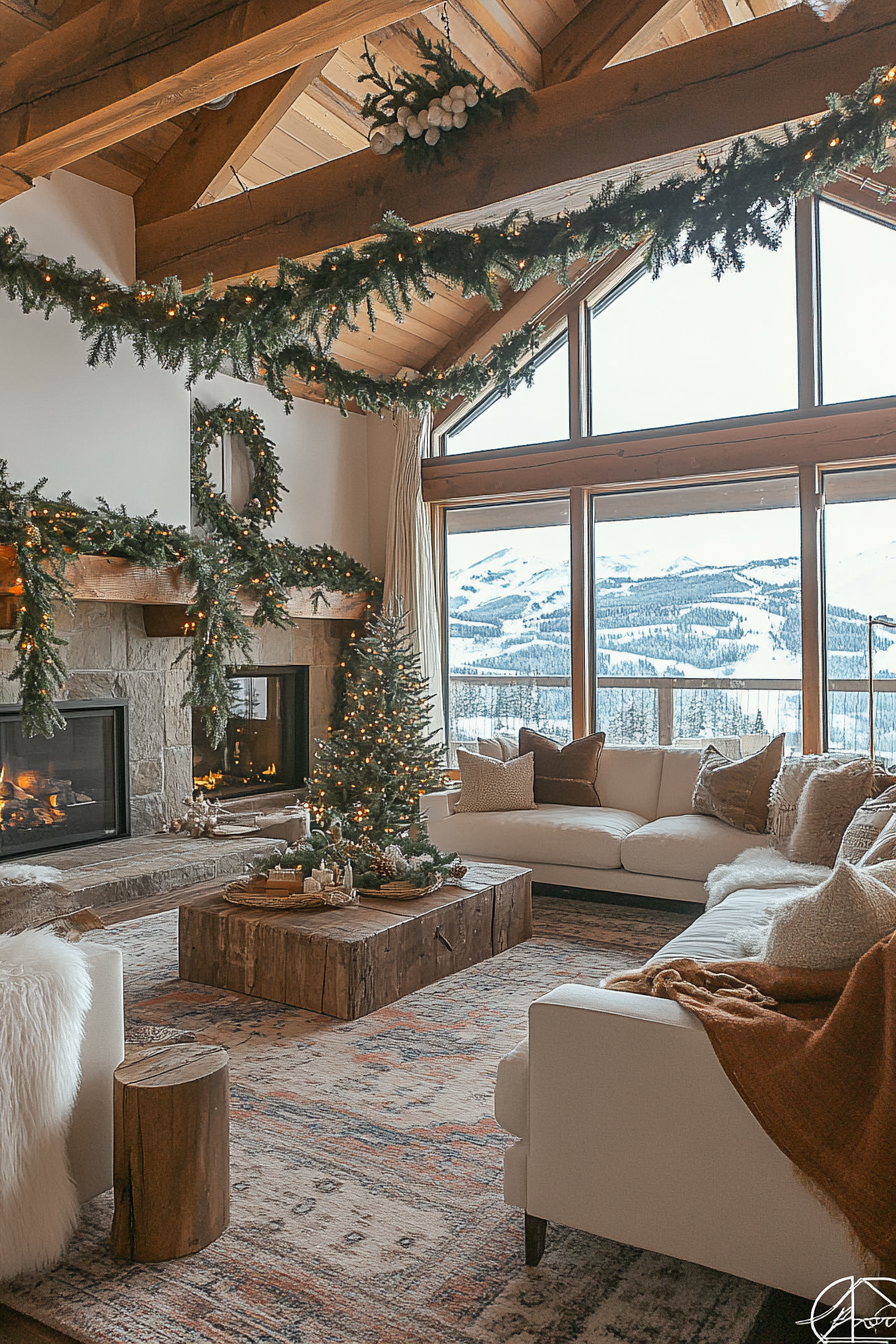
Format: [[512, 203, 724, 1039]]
[[795, 195, 821, 410]]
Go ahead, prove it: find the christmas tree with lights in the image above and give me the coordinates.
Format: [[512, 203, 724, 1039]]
[[308, 606, 448, 839]]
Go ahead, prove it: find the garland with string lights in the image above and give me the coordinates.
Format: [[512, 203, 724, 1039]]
[[0, 65, 894, 413], [0, 400, 379, 742]]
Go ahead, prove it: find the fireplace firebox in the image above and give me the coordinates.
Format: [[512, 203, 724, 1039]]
[[192, 666, 309, 799], [0, 700, 130, 858]]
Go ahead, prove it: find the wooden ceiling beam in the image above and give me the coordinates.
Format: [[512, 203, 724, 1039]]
[[136, 0, 896, 288], [542, 0, 690, 85], [133, 52, 334, 226], [0, 0, 423, 203]]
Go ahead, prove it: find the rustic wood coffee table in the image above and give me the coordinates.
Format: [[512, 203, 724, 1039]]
[[178, 862, 531, 1020]]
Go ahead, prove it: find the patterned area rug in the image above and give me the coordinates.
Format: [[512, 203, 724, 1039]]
[[0, 894, 771, 1344]]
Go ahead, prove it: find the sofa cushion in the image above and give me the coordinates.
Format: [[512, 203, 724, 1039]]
[[596, 746, 665, 821], [760, 861, 896, 970], [519, 728, 604, 806], [432, 803, 648, 870], [692, 734, 785, 834], [645, 886, 808, 964], [656, 748, 703, 819], [454, 749, 536, 814], [787, 759, 874, 866], [837, 785, 896, 865], [621, 813, 773, 883]]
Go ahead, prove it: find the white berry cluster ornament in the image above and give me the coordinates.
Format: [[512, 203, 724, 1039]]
[[370, 83, 479, 154], [360, 30, 531, 171]]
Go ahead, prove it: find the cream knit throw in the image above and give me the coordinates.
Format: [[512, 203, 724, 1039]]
[[0, 929, 92, 1280]]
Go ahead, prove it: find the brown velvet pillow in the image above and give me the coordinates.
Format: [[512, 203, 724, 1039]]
[[692, 733, 785, 833], [518, 728, 605, 806]]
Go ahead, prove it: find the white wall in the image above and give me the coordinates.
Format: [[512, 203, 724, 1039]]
[[194, 372, 371, 566], [0, 172, 190, 525], [365, 411, 399, 581], [0, 171, 379, 563]]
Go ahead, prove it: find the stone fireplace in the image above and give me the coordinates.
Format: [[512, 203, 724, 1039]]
[[0, 598, 353, 842], [0, 699, 128, 858]]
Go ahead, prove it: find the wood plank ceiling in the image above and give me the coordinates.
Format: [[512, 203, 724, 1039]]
[[1, 0, 842, 402]]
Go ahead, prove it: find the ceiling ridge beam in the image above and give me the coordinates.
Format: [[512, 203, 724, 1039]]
[[135, 0, 896, 288], [0, 0, 422, 202]]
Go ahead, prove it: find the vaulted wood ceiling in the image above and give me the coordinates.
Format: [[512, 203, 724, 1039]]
[[1, 0, 893, 402]]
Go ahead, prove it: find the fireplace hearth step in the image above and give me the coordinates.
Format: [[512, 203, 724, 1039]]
[[16, 834, 284, 912]]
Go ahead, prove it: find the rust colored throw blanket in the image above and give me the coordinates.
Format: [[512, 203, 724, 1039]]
[[605, 938, 896, 1270]]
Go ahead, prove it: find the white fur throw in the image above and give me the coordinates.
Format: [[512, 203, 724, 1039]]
[[0, 864, 64, 887], [0, 928, 92, 1280], [705, 846, 832, 909]]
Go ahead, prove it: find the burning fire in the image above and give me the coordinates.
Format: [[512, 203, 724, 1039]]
[[0, 763, 92, 831], [194, 770, 224, 792]]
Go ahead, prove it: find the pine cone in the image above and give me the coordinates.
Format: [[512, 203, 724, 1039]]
[[368, 852, 398, 879]]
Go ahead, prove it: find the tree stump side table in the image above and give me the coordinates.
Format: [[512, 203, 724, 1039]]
[[111, 1044, 230, 1262]]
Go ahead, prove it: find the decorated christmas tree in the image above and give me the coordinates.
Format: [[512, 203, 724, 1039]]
[[307, 606, 448, 839]]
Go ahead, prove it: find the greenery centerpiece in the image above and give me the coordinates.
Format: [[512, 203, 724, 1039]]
[[248, 817, 467, 897]]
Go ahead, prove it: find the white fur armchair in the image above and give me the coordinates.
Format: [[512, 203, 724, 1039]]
[[0, 932, 123, 1279]]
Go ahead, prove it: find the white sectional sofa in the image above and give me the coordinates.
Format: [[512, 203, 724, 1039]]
[[422, 745, 772, 903], [495, 883, 870, 1304]]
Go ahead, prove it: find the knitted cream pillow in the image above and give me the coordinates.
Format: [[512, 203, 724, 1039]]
[[837, 784, 896, 865], [787, 759, 875, 866], [761, 861, 896, 969], [454, 749, 536, 813]]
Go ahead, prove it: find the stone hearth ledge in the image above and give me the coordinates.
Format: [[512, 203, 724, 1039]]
[[35, 833, 284, 911]]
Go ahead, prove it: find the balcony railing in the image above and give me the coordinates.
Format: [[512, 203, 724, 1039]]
[[448, 672, 896, 758]]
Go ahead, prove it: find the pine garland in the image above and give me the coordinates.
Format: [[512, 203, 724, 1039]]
[[0, 401, 379, 741], [0, 66, 893, 412]]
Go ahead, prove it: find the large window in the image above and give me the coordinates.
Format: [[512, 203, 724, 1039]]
[[435, 197, 896, 757], [592, 479, 802, 752], [445, 500, 571, 754], [444, 331, 569, 455], [819, 201, 896, 406], [589, 222, 798, 436], [823, 466, 896, 762]]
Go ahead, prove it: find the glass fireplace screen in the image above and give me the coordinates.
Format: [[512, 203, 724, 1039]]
[[0, 701, 129, 857], [192, 666, 309, 798]]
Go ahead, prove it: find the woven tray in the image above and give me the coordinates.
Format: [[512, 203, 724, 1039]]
[[356, 878, 442, 902], [223, 879, 356, 911]]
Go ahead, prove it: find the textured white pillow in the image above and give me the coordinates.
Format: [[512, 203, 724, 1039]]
[[759, 860, 896, 969], [454, 749, 536, 813]]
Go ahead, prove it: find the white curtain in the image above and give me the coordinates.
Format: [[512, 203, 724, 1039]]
[[383, 407, 445, 748]]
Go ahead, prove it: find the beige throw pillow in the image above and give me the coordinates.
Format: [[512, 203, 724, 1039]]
[[836, 784, 896, 865], [454, 749, 536, 813], [860, 813, 896, 867], [787, 759, 875, 867], [692, 733, 785, 833], [476, 734, 519, 762], [761, 861, 896, 969]]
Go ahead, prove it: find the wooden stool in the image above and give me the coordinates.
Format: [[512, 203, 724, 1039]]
[[111, 1044, 230, 1262]]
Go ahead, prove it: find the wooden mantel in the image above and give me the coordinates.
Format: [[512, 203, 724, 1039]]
[[0, 548, 371, 630]]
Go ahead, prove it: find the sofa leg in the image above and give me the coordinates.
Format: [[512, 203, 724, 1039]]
[[525, 1213, 547, 1266]]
